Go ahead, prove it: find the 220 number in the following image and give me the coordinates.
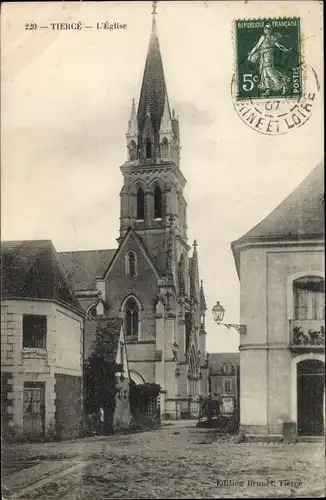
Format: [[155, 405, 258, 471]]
[[242, 73, 259, 91], [25, 23, 37, 30]]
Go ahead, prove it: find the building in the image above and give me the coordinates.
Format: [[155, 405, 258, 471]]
[[59, 11, 209, 419], [1, 240, 84, 440], [208, 353, 239, 416], [232, 162, 325, 438]]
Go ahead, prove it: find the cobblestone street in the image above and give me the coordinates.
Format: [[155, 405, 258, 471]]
[[2, 423, 325, 499]]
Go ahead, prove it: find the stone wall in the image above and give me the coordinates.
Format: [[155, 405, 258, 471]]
[[55, 373, 83, 439]]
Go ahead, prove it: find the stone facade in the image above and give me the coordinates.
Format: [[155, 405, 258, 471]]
[[1, 299, 83, 439]]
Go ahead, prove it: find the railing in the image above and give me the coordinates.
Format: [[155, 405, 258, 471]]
[[290, 320, 325, 349]]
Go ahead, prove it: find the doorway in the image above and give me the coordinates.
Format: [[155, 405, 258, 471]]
[[297, 360, 325, 436], [23, 382, 45, 438]]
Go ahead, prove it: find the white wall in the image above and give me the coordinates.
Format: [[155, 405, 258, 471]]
[[1, 299, 83, 434], [239, 242, 324, 434], [54, 305, 83, 375]]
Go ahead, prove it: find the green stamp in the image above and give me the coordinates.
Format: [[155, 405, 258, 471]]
[[235, 18, 302, 100]]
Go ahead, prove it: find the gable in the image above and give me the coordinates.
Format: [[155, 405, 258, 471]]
[[103, 229, 159, 281]]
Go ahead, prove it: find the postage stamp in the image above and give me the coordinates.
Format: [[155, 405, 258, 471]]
[[235, 18, 302, 100]]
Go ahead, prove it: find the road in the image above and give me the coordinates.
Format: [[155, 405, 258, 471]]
[[2, 422, 325, 499]]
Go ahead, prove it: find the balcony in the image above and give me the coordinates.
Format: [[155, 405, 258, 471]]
[[290, 320, 325, 353]]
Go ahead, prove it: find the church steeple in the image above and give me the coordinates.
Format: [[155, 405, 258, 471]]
[[137, 2, 167, 155], [124, 2, 180, 166], [120, 2, 186, 262]]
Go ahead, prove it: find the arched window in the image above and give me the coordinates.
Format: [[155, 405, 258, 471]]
[[294, 276, 325, 320], [154, 186, 162, 219], [145, 138, 152, 159], [126, 251, 137, 277], [161, 137, 169, 159], [125, 297, 139, 338], [86, 303, 97, 321], [136, 187, 145, 220], [129, 140, 137, 161]]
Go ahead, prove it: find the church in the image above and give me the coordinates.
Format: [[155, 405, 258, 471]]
[[59, 10, 209, 420]]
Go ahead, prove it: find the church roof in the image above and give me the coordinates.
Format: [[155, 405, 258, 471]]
[[209, 352, 240, 375], [59, 249, 116, 291], [232, 162, 324, 276], [1, 240, 82, 313], [137, 17, 168, 137]]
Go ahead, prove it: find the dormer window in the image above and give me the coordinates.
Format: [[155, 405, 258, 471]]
[[154, 186, 162, 219], [145, 138, 152, 159], [126, 251, 137, 277], [136, 187, 145, 220]]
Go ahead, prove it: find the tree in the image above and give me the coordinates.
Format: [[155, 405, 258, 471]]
[[84, 319, 123, 435]]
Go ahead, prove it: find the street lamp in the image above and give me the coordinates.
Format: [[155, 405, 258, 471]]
[[212, 301, 247, 335]]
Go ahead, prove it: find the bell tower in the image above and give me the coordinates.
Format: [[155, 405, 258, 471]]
[[119, 2, 188, 276]]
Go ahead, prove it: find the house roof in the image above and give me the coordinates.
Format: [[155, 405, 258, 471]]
[[232, 162, 324, 276], [1, 240, 82, 312], [59, 249, 116, 291], [209, 352, 240, 375]]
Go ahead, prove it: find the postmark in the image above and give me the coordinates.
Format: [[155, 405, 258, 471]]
[[235, 18, 302, 100], [231, 18, 320, 135]]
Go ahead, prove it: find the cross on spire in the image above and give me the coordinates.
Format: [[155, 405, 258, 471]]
[[152, 1, 158, 16], [151, 1, 158, 34], [193, 239, 198, 250]]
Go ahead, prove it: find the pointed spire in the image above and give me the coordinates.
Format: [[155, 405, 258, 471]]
[[200, 279, 207, 311], [160, 93, 172, 134], [190, 240, 199, 303], [127, 98, 138, 136], [137, 1, 168, 140]]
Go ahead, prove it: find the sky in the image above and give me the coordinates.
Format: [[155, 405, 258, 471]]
[[1, 1, 323, 353]]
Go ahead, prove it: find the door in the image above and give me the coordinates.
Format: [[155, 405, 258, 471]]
[[297, 360, 325, 436], [23, 382, 45, 438]]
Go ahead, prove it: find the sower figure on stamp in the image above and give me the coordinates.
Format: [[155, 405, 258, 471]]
[[248, 23, 292, 96]]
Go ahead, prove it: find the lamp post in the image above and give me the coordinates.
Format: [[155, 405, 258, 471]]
[[212, 301, 247, 335]]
